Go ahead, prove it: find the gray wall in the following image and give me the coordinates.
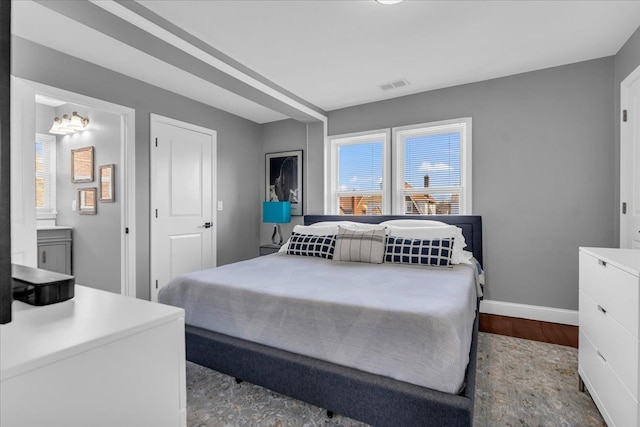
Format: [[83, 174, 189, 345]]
[[306, 121, 326, 214], [613, 25, 640, 243], [13, 37, 263, 300], [35, 103, 54, 134], [54, 103, 121, 294], [326, 58, 615, 311], [260, 119, 308, 244], [259, 119, 326, 245]]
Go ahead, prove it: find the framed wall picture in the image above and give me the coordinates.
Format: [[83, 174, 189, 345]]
[[99, 164, 115, 202], [71, 146, 94, 183], [266, 150, 302, 216], [78, 187, 97, 215]]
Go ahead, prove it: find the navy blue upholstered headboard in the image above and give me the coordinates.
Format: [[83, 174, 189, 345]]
[[304, 215, 483, 266]]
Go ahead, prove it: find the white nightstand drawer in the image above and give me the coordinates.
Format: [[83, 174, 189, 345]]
[[580, 291, 639, 399], [579, 251, 639, 338], [579, 331, 638, 427]]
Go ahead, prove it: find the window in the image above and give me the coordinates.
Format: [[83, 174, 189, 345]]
[[35, 133, 57, 218], [327, 129, 390, 215], [393, 118, 471, 215], [326, 118, 471, 215]]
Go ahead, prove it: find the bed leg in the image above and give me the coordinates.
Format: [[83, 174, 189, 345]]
[[235, 378, 243, 384], [578, 375, 585, 392], [326, 410, 333, 419]]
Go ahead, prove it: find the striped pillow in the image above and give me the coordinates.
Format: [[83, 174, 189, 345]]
[[332, 226, 386, 264], [286, 232, 336, 259], [385, 236, 454, 267]]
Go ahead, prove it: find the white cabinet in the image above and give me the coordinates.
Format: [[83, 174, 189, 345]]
[[37, 227, 72, 275], [0, 286, 186, 427], [579, 247, 640, 427]]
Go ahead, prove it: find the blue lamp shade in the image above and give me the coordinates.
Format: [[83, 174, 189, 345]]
[[263, 201, 291, 224]]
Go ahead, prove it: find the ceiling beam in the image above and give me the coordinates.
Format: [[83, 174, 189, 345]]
[[34, 0, 326, 123]]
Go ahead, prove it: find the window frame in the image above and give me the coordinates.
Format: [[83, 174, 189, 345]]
[[392, 118, 472, 215], [326, 128, 391, 215], [35, 133, 57, 220], [325, 117, 472, 216]]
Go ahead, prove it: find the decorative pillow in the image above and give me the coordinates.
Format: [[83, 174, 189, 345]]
[[279, 224, 339, 253], [385, 236, 454, 267], [332, 226, 386, 264], [386, 225, 472, 265], [286, 232, 336, 259]]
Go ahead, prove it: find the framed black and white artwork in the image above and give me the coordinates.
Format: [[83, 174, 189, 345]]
[[265, 150, 302, 216]]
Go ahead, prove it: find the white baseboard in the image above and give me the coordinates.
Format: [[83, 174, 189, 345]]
[[479, 299, 578, 326]]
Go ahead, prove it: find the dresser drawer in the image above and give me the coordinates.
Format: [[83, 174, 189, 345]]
[[580, 291, 639, 399], [579, 251, 639, 338], [579, 331, 638, 427], [37, 228, 72, 242]]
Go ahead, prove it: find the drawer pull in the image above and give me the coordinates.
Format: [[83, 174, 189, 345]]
[[42, 250, 46, 264], [597, 350, 606, 363], [598, 259, 607, 267], [597, 305, 607, 314]]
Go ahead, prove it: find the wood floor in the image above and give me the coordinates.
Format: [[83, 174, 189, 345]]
[[479, 313, 578, 348]]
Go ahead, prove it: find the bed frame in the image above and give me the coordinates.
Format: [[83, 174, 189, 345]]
[[186, 215, 483, 426]]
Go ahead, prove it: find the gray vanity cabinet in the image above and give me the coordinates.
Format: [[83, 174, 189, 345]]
[[37, 228, 72, 275]]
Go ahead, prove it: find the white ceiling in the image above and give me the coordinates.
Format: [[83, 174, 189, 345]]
[[12, 0, 640, 123]]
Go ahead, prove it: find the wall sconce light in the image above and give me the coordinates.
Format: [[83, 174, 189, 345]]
[[49, 112, 89, 135]]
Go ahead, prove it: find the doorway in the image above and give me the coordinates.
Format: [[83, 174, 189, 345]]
[[11, 78, 136, 296], [150, 114, 217, 302], [620, 65, 640, 249]]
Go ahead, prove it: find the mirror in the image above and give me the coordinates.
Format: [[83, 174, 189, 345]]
[[99, 164, 114, 202], [78, 187, 97, 215], [71, 146, 94, 183]]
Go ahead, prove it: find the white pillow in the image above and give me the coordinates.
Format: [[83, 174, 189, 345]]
[[309, 221, 387, 232], [386, 225, 472, 264], [293, 224, 339, 235], [380, 219, 448, 228]]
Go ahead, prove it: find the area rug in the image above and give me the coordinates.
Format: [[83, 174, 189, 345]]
[[186, 332, 605, 426]]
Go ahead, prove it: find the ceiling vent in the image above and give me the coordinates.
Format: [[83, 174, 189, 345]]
[[380, 79, 410, 91]]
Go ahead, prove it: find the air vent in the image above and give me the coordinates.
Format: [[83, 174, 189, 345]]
[[380, 79, 410, 91]]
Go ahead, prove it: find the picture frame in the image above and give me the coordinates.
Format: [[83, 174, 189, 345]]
[[71, 146, 94, 183], [78, 187, 97, 215], [265, 150, 303, 216], [99, 164, 115, 202]]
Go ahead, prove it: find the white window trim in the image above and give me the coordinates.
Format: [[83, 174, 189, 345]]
[[326, 118, 471, 215], [325, 128, 391, 215], [391, 118, 472, 214], [35, 133, 57, 220]]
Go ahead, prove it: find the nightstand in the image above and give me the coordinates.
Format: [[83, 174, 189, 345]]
[[260, 244, 281, 256]]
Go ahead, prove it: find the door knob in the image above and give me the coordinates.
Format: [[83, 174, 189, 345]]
[[203, 222, 212, 229]]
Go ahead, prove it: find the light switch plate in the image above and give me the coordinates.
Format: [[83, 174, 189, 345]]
[[217, 201, 223, 211]]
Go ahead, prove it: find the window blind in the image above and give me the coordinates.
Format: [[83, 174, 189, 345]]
[[35, 134, 57, 213]]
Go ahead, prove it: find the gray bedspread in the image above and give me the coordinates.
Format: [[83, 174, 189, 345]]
[[158, 253, 478, 394]]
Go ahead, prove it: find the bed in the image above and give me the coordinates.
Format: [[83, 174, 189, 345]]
[[160, 215, 483, 426]]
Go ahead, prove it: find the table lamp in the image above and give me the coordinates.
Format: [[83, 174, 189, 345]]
[[263, 201, 291, 245]]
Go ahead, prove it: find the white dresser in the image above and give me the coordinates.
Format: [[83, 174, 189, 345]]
[[579, 247, 640, 427], [1, 286, 186, 427]]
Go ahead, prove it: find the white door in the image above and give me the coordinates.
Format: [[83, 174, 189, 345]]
[[10, 77, 37, 267], [621, 67, 640, 249], [150, 114, 217, 301]]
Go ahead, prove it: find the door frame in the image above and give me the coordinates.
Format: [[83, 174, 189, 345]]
[[149, 113, 217, 301], [620, 65, 640, 248], [13, 78, 137, 297]]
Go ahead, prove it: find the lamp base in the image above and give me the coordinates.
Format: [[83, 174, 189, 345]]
[[271, 224, 283, 245]]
